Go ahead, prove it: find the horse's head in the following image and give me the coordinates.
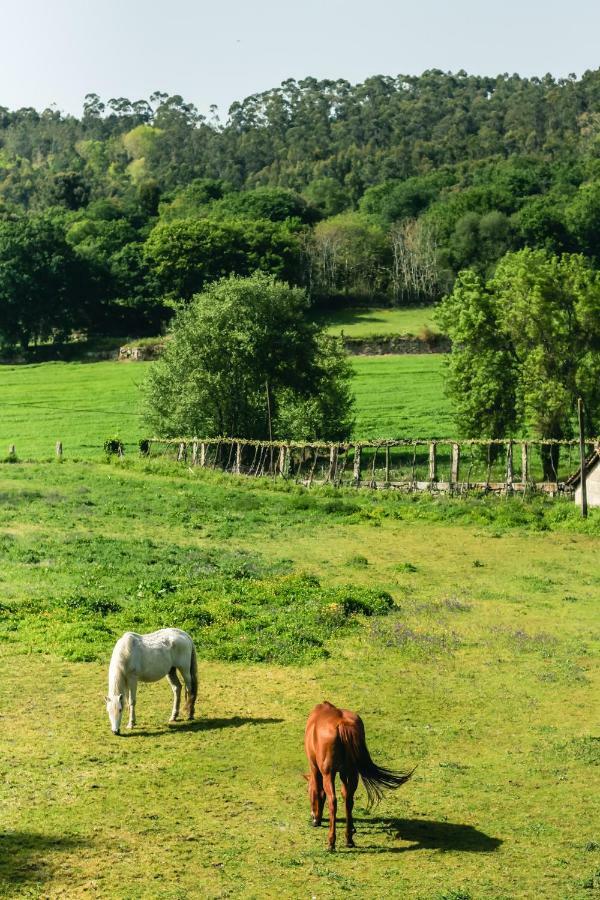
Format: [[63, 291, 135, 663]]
[[105, 694, 124, 734]]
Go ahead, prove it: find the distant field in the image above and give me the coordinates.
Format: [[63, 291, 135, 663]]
[[352, 354, 452, 438], [0, 361, 150, 459], [323, 306, 439, 338], [0, 355, 453, 458]]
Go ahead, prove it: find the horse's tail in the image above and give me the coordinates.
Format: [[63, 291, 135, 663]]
[[338, 716, 413, 809], [185, 640, 198, 719]]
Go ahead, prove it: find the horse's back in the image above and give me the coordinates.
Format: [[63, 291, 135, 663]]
[[114, 628, 194, 682], [140, 627, 193, 651], [305, 701, 364, 770]]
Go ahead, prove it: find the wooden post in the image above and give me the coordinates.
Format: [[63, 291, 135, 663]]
[[384, 445, 390, 485], [428, 442, 437, 483], [177, 442, 186, 462], [353, 444, 362, 485], [451, 442, 460, 486], [578, 397, 588, 518], [278, 445, 288, 477], [199, 443, 206, 467], [328, 445, 337, 482], [234, 442, 242, 475], [506, 440, 514, 492], [192, 441, 199, 465], [521, 442, 529, 485], [55, 441, 63, 459], [9, 444, 15, 456]]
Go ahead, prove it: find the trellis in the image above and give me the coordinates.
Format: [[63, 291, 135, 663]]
[[140, 436, 600, 495]]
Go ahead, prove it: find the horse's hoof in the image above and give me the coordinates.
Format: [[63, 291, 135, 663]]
[[346, 840, 355, 848], [311, 819, 321, 828], [327, 845, 336, 853]]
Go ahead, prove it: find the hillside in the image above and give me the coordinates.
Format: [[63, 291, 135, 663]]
[[2, 70, 600, 348]]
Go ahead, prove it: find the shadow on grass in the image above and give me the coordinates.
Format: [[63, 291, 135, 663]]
[[352, 817, 502, 854], [132, 715, 284, 736], [0, 832, 87, 887]]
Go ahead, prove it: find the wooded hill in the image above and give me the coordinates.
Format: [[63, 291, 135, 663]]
[[2, 69, 600, 346]]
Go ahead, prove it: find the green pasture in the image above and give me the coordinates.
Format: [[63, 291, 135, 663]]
[[351, 354, 452, 439], [0, 355, 452, 459], [0, 459, 599, 898], [323, 306, 440, 339]]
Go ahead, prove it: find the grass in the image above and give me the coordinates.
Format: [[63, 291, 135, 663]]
[[322, 306, 440, 339], [0, 355, 453, 458], [0, 458, 599, 897], [0, 360, 150, 458], [351, 354, 452, 438]]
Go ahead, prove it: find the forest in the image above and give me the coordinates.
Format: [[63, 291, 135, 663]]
[[2, 69, 600, 346]]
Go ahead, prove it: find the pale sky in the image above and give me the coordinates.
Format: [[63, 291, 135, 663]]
[[1, 0, 598, 118]]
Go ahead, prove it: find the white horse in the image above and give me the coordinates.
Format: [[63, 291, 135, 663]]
[[105, 628, 198, 734]]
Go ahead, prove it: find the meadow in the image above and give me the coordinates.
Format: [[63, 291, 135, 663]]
[[0, 355, 452, 459], [323, 307, 440, 339], [0, 458, 599, 898]]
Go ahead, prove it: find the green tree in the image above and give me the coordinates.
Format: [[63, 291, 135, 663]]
[[438, 249, 600, 477], [0, 214, 85, 348], [142, 273, 354, 441], [144, 217, 303, 301]]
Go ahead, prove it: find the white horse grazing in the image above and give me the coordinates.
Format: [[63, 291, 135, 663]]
[[105, 628, 198, 734]]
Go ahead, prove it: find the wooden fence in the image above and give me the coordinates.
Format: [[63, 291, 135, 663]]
[[141, 437, 600, 495]]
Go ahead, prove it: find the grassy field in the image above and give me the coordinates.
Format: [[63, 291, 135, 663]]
[[0, 355, 453, 458], [351, 355, 452, 438], [323, 307, 439, 338], [0, 458, 599, 898]]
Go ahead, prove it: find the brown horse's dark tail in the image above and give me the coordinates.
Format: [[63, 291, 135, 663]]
[[338, 717, 413, 809]]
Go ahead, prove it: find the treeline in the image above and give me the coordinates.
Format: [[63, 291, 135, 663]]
[[2, 70, 600, 345]]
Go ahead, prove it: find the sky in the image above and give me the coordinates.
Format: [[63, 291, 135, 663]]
[[1, 0, 598, 118]]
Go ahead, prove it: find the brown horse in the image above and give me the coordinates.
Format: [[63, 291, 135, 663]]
[[304, 701, 413, 851]]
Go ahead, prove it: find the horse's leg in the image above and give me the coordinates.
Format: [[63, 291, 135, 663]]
[[309, 765, 325, 826], [340, 772, 358, 848], [322, 771, 337, 852], [167, 667, 182, 722], [180, 665, 195, 720], [127, 678, 137, 729]]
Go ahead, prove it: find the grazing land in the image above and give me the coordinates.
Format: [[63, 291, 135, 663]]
[[351, 355, 452, 438], [323, 307, 440, 339], [0, 459, 599, 898], [0, 355, 452, 459]]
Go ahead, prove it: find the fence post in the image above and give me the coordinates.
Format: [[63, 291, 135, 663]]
[[191, 441, 198, 465], [177, 442, 186, 462], [428, 442, 437, 484], [8, 444, 15, 456], [384, 445, 390, 485], [278, 444, 289, 477], [328, 445, 338, 482], [578, 397, 588, 518], [234, 442, 242, 475], [451, 442, 460, 487], [55, 441, 63, 459], [199, 443, 206, 467], [506, 440, 514, 492], [353, 444, 362, 485], [521, 442, 529, 485]]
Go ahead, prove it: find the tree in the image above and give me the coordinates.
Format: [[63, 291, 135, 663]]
[[389, 218, 440, 303], [306, 213, 390, 302], [0, 214, 85, 348], [142, 273, 354, 441], [144, 218, 303, 301], [438, 249, 600, 477]]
